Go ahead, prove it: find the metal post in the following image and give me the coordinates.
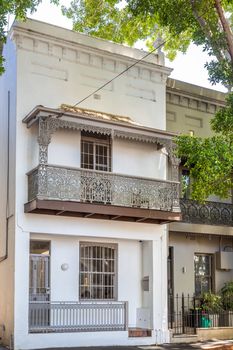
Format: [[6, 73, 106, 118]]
[[182, 293, 185, 334]]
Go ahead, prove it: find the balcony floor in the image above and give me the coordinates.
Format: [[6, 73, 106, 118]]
[[25, 199, 182, 224]]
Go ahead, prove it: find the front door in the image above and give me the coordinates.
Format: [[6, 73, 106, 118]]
[[29, 254, 50, 301], [29, 241, 50, 331]]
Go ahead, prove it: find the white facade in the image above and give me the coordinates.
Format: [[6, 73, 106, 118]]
[[0, 19, 180, 350]]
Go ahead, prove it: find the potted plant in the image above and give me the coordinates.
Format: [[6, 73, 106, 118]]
[[220, 281, 233, 326], [200, 292, 222, 327]]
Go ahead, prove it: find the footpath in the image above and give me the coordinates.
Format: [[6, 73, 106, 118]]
[[1, 340, 233, 350]]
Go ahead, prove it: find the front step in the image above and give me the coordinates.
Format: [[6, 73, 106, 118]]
[[171, 334, 198, 343], [128, 328, 152, 337]]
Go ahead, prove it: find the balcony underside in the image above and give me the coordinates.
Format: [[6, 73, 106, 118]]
[[25, 199, 182, 224]]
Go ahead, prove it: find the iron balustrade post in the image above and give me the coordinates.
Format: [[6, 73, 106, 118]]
[[182, 293, 185, 334]]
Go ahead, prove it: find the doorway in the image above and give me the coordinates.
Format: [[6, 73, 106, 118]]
[[29, 241, 50, 301], [29, 241, 50, 331]]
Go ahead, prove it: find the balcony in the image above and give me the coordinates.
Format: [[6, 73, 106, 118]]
[[180, 198, 233, 226], [25, 165, 181, 224]]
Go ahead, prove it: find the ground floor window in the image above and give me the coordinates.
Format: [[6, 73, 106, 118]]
[[194, 253, 213, 295], [79, 242, 117, 300]]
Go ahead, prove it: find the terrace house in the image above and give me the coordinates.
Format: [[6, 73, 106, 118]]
[[0, 19, 181, 349]]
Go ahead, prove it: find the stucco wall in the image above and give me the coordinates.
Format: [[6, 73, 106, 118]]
[[169, 232, 233, 296], [8, 18, 170, 349], [39, 129, 166, 179], [166, 102, 214, 137]]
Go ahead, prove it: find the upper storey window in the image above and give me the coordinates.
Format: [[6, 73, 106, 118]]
[[81, 131, 111, 172]]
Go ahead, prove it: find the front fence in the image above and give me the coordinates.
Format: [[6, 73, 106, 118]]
[[29, 301, 128, 333], [168, 294, 233, 335]]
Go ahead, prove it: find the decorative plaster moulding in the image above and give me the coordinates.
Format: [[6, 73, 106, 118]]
[[166, 90, 226, 114], [10, 19, 172, 84]]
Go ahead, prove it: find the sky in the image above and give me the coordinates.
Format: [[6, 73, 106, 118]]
[[26, 0, 226, 93]]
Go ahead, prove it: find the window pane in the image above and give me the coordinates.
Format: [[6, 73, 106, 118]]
[[81, 141, 94, 169], [95, 144, 109, 171], [194, 254, 212, 295], [80, 243, 116, 300]]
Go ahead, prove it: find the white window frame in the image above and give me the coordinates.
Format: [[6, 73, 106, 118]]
[[79, 242, 117, 301], [81, 133, 111, 172]]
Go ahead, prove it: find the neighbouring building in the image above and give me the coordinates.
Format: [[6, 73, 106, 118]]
[[166, 79, 233, 340], [0, 19, 181, 349]]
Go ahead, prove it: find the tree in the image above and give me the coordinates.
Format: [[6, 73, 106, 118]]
[[0, 0, 59, 74], [63, 0, 233, 201]]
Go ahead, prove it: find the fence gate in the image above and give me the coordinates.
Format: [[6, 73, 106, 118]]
[[168, 294, 198, 335]]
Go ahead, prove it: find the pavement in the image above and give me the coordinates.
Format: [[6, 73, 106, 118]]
[[32, 341, 233, 350], [1, 340, 233, 350]]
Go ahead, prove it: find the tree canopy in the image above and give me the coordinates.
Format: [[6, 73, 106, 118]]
[[62, 0, 233, 201], [0, 0, 59, 74]]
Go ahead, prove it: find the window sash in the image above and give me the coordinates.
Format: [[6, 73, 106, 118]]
[[81, 137, 111, 172], [79, 243, 117, 300], [194, 254, 213, 295]]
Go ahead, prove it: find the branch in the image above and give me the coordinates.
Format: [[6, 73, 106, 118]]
[[190, 0, 225, 62], [214, 0, 233, 64]]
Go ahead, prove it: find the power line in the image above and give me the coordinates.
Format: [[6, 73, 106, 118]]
[[72, 40, 166, 108], [61, 5, 213, 110]]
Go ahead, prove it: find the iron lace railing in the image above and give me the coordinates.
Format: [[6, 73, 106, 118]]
[[27, 165, 180, 212], [180, 199, 233, 226], [29, 301, 128, 333]]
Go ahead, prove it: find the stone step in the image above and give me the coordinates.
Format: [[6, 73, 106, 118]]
[[128, 328, 152, 337], [171, 334, 198, 343]]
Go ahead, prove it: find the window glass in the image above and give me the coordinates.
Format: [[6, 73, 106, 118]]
[[81, 132, 111, 172], [80, 243, 117, 300], [194, 254, 212, 295]]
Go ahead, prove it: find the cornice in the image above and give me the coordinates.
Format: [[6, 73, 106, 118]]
[[10, 25, 172, 82], [166, 88, 226, 114]]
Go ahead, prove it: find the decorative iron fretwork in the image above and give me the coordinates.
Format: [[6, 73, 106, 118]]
[[36, 116, 180, 185], [47, 118, 112, 136], [181, 199, 233, 226], [28, 165, 180, 213], [114, 130, 169, 147]]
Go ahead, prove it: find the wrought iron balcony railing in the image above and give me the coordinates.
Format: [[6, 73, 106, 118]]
[[180, 198, 233, 226], [27, 165, 180, 213]]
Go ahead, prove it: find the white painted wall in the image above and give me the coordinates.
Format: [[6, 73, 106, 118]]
[[26, 124, 40, 171], [30, 235, 142, 327], [13, 226, 169, 349], [1, 18, 171, 349], [47, 133, 166, 179], [113, 139, 166, 179], [14, 19, 170, 130], [48, 129, 81, 167]]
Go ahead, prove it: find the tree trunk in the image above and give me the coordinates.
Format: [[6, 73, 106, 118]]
[[214, 0, 233, 64]]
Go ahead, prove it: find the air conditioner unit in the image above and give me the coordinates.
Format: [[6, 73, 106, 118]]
[[216, 251, 233, 270]]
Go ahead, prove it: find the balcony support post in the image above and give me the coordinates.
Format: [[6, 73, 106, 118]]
[[167, 143, 181, 212], [37, 117, 51, 199]]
